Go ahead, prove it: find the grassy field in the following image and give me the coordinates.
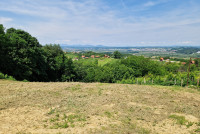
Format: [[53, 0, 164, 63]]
[[98, 58, 119, 66], [65, 53, 80, 59], [76, 58, 119, 66], [0, 80, 200, 134]]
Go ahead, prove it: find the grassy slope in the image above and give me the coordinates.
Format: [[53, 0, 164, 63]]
[[65, 53, 80, 59], [98, 58, 119, 66], [76, 58, 119, 66], [0, 80, 199, 134]]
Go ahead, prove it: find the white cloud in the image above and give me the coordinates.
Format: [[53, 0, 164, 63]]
[[55, 40, 71, 44], [0, 0, 67, 19], [0, 17, 13, 24], [0, 0, 199, 46], [144, 1, 157, 7], [177, 41, 193, 44]]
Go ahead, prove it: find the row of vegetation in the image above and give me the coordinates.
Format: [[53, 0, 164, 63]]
[[74, 56, 200, 87], [0, 24, 200, 88]]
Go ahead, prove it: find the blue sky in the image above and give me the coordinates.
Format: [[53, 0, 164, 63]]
[[0, 0, 200, 46]]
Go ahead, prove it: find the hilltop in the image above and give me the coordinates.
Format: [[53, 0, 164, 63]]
[[0, 80, 199, 134]]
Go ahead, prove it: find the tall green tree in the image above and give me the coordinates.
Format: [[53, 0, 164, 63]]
[[0, 24, 10, 73], [4, 28, 48, 81], [43, 44, 75, 81], [113, 51, 122, 59], [0, 25, 77, 82]]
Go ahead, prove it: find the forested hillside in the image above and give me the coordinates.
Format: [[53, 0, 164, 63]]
[[175, 47, 200, 54]]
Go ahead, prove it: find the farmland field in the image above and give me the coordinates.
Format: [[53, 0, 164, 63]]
[[75, 58, 119, 66], [0, 80, 200, 134]]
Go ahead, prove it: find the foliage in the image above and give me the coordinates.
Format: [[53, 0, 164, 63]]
[[176, 47, 200, 54], [164, 62, 180, 73], [0, 72, 16, 80], [121, 56, 165, 77], [0, 25, 75, 82], [1, 24, 200, 88], [113, 51, 122, 59]]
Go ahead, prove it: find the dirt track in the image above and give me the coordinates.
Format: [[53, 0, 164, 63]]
[[0, 80, 199, 134]]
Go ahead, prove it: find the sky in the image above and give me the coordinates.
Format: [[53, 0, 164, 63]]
[[0, 0, 200, 46]]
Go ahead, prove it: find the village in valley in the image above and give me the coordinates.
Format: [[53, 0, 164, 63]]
[[80, 54, 110, 59], [64, 47, 200, 68]]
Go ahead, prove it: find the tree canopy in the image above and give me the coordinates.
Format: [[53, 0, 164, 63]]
[[0, 25, 74, 82], [113, 51, 122, 59]]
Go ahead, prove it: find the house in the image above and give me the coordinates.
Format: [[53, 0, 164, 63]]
[[191, 61, 195, 64], [160, 57, 164, 61], [91, 55, 95, 58], [82, 55, 85, 59], [95, 56, 100, 58], [104, 55, 110, 58], [182, 62, 186, 65]]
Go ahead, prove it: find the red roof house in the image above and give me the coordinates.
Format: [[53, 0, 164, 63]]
[[160, 57, 164, 61], [182, 62, 186, 65]]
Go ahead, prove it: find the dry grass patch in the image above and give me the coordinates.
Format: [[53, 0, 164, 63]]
[[0, 80, 200, 134]]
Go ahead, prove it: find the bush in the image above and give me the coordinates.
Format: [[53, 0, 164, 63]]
[[0, 72, 16, 80]]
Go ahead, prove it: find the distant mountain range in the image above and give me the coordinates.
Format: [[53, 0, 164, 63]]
[[60, 44, 107, 48], [60, 44, 200, 49]]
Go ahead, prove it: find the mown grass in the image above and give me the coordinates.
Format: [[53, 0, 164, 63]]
[[47, 109, 87, 129], [0, 80, 200, 134]]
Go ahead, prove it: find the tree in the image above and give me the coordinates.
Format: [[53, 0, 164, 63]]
[[0, 25, 76, 82], [0, 24, 10, 73], [121, 56, 164, 77], [43, 44, 75, 82], [113, 51, 122, 59], [164, 62, 180, 73], [1, 27, 48, 81]]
